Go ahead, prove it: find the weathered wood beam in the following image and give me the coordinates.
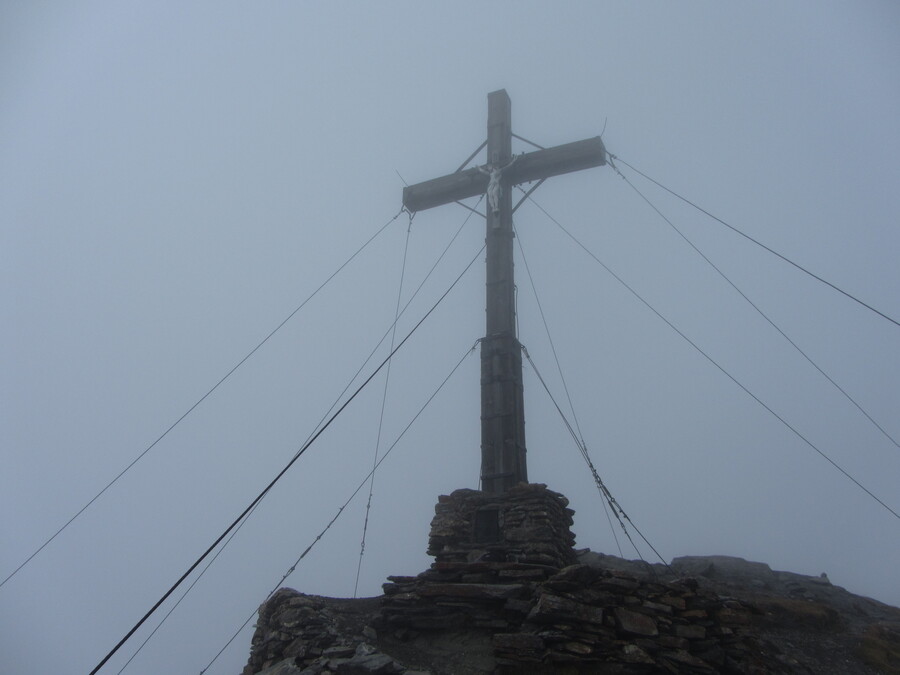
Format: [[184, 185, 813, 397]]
[[402, 136, 607, 213], [402, 168, 484, 214], [509, 136, 607, 186]]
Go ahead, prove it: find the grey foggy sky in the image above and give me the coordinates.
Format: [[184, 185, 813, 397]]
[[2, 2, 899, 673]]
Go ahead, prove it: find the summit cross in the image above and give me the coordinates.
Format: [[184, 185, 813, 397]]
[[402, 89, 607, 494]]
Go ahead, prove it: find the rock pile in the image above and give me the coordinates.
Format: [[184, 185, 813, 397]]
[[496, 564, 778, 672], [381, 560, 792, 673], [242, 589, 418, 675]]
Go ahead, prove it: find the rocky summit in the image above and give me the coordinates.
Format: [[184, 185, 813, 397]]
[[242, 486, 900, 674]]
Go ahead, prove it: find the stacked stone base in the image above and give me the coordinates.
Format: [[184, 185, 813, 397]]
[[381, 560, 557, 632], [380, 561, 782, 673], [427, 484, 578, 568]]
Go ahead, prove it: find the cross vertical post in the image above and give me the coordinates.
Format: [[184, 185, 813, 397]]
[[401, 89, 606, 495], [480, 90, 527, 494]]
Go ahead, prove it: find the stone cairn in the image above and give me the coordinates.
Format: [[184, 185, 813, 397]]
[[380, 483, 787, 673], [380, 483, 578, 633], [244, 483, 800, 673]]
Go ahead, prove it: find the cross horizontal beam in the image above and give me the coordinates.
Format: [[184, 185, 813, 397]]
[[402, 136, 607, 213]]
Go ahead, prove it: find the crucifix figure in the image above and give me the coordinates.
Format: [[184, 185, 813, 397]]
[[476, 155, 518, 216], [402, 90, 606, 494]]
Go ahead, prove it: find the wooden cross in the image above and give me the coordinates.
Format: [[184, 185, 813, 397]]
[[402, 89, 606, 494]]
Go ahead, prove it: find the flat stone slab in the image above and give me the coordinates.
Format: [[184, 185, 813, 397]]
[[258, 659, 305, 675], [417, 583, 524, 600], [431, 561, 558, 573], [335, 652, 401, 674], [614, 607, 659, 636], [529, 592, 605, 625]]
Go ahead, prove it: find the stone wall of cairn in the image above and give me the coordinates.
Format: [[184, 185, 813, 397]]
[[381, 560, 775, 673], [243, 590, 412, 675], [426, 483, 578, 568]]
